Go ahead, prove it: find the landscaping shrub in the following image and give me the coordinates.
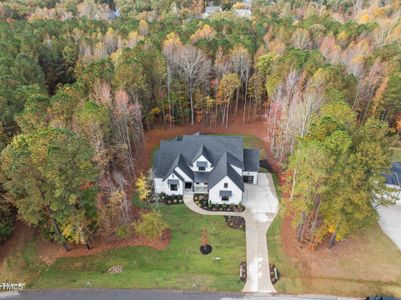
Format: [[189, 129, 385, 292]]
[[116, 223, 135, 240], [160, 195, 183, 205], [135, 211, 168, 239], [224, 216, 245, 230], [193, 195, 246, 213]]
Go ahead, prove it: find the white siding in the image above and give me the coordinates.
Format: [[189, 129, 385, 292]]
[[190, 155, 213, 172], [243, 171, 258, 184], [154, 177, 165, 194], [209, 176, 243, 205], [154, 173, 183, 195]]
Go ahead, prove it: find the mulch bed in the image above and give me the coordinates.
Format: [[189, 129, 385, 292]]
[[38, 229, 171, 266], [225, 216, 245, 230], [200, 244, 212, 255]]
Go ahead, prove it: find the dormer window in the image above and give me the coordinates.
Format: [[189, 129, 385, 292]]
[[196, 161, 207, 171], [224, 183, 228, 188]]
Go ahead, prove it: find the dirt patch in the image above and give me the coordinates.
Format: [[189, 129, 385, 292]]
[[37, 230, 170, 266], [142, 117, 268, 170]]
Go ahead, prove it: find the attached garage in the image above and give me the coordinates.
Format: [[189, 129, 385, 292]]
[[243, 175, 254, 183]]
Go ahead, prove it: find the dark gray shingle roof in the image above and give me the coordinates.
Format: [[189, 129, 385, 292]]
[[208, 152, 244, 191], [153, 134, 258, 191], [154, 135, 243, 179], [384, 162, 401, 186], [192, 144, 213, 165], [244, 148, 260, 172]]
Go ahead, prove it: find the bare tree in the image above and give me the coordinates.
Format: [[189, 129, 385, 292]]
[[229, 45, 251, 122], [162, 32, 183, 127], [113, 89, 144, 178], [175, 44, 211, 126], [353, 59, 384, 121], [291, 28, 311, 50]]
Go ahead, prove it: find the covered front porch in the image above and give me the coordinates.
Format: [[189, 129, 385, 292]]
[[183, 181, 208, 194]]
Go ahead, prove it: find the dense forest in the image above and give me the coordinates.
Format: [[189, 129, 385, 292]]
[[0, 0, 400, 249]]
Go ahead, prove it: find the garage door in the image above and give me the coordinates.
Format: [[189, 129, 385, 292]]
[[243, 176, 254, 183]]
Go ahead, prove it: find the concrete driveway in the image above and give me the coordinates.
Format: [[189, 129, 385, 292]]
[[377, 205, 401, 251], [243, 173, 279, 214], [183, 173, 279, 294]]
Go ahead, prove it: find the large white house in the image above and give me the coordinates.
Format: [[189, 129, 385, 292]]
[[153, 134, 259, 205]]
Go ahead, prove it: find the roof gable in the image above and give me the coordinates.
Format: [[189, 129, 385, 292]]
[[192, 145, 213, 165], [208, 152, 244, 191]]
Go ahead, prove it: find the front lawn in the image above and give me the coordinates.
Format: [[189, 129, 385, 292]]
[[28, 205, 245, 291]]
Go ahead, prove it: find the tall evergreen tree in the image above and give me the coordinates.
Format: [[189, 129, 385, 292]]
[[0, 128, 98, 250]]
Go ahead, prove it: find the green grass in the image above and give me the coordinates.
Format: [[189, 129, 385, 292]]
[[2, 133, 261, 291], [267, 212, 303, 293], [391, 147, 401, 162], [267, 210, 401, 296], [29, 205, 246, 291], [1, 236, 46, 287], [271, 173, 281, 199]]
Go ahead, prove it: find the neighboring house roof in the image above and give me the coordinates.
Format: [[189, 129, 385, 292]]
[[244, 148, 260, 172], [202, 6, 222, 18], [205, 6, 222, 13], [208, 152, 244, 191], [153, 134, 256, 192], [384, 162, 401, 186], [233, 9, 252, 18]]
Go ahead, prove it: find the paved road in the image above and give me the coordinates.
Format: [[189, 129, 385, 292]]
[[0, 289, 360, 300], [184, 173, 279, 294], [377, 205, 401, 251]]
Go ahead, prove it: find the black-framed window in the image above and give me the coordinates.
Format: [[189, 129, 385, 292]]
[[170, 184, 178, 191], [221, 195, 229, 201], [198, 166, 206, 171], [224, 183, 228, 188]]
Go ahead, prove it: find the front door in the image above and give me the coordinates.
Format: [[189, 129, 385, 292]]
[[185, 182, 192, 190]]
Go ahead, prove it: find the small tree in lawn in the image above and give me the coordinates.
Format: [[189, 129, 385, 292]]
[[135, 211, 168, 239], [201, 229, 208, 247], [136, 173, 151, 202], [200, 229, 212, 254]]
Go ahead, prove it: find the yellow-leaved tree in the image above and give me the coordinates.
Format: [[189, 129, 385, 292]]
[[136, 173, 151, 202]]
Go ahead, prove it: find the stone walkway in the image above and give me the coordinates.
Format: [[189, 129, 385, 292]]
[[183, 173, 279, 294]]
